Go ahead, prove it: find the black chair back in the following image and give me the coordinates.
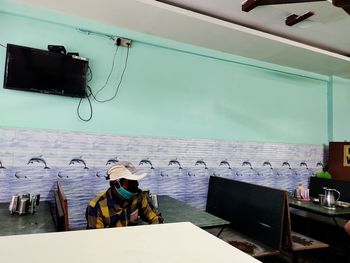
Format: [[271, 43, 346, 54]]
[[206, 176, 286, 250]]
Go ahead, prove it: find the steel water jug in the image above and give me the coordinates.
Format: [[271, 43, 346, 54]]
[[323, 187, 340, 209]]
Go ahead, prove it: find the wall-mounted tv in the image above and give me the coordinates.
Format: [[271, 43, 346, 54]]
[[3, 44, 88, 98]]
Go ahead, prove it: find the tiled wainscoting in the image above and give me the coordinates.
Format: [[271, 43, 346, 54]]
[[0, 127, 326, 229]]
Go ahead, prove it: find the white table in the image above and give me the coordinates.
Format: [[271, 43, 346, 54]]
[[0, 222, 261, 263]]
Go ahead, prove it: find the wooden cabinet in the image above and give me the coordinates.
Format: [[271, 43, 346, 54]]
[[328, 142, 350, 181]]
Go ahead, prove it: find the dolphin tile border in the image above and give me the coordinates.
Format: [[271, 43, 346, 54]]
[[0, 127, 326, 229]]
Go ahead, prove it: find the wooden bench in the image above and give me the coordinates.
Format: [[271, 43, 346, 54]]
[[206, 226, 280, 257], [205, 176, 328, 260], [282, 196, 329, 262], [206, 176, 286, 257], [55, 180, 68, 231], [290, 231, 329, 251]]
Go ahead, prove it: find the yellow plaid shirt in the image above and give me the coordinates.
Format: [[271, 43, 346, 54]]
[[86, 187, 163, 228]]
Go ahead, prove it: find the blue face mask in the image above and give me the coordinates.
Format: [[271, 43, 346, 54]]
[[115, 180, 137, 200]]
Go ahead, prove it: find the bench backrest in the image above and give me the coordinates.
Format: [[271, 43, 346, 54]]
[[309, 177, 350, 202], [206, 176, 287, 250], [55, 181, 69, 231]]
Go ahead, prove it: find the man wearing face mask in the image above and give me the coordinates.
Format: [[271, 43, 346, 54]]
[[86, 162, 163, 229]]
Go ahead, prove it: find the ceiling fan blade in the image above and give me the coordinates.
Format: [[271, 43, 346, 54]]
[[257, 0, 325, 5]]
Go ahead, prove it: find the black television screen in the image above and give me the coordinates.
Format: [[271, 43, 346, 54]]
[[3, 44, 88, 98]]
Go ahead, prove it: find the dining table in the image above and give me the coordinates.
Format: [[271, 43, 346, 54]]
[[288, 197, 350, 227], [158, 195, 229, 234], [289, 198, 350, 218], [0, 222, 261, 263], [0, 201, 56, 236]]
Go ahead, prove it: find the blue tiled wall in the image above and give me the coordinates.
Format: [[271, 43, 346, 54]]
[[0, 127, 326, 229]]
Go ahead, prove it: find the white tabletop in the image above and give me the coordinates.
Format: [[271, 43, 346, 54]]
[[0, 222, 260, 263]]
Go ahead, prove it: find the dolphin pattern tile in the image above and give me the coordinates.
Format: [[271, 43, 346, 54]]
[[0, 127, 325, 229]]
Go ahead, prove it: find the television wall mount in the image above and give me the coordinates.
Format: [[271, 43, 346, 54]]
[[48, 45, 66, 55]]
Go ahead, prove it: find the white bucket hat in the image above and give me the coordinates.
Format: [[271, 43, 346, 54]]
[[107, 162, 147, 181]]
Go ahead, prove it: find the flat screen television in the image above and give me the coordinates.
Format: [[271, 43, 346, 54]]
[[3, 44, 88, 98]]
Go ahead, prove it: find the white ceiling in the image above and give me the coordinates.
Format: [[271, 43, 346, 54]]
[[160, 0, 350, 54], [15, 0, 350, 79]]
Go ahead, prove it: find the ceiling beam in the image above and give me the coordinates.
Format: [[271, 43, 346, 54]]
[[242, 0, 258, 12], [242, 0, 325, 12], [285, 11, 314, 26]]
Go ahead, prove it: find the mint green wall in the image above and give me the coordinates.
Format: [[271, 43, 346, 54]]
[[332, 77, 350, 141], [0, 2, 329, 144]]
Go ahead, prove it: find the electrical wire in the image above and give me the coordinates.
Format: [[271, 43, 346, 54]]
[[76, 44, 130, 122], [77, 28, 115, 41], [87, 66, 93, 83], [0, 43, 6, 48], [76, 86, 93, 122], [76, 66, 93, 121], [92, 46, 130, 103], [93, 45, 119, 99]]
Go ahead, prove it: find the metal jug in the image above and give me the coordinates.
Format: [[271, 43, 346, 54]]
[[9, 195, 19, 214], [323, 187, 340, 209], [18, 197, 29, 215]]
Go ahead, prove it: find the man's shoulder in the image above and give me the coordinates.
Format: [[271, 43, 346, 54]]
[[88, 190, 109, 208]]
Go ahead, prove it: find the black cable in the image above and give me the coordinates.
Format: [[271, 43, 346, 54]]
[[88, 84, 98, 101], [77, 89, 93, 122], [93, 45, 119, 99], [92, 47, 130, 103], [77, 28, 115, 41], [0, 43, 6, 48], [87, 65, 93, 83], [76, 44, 130, 120]]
